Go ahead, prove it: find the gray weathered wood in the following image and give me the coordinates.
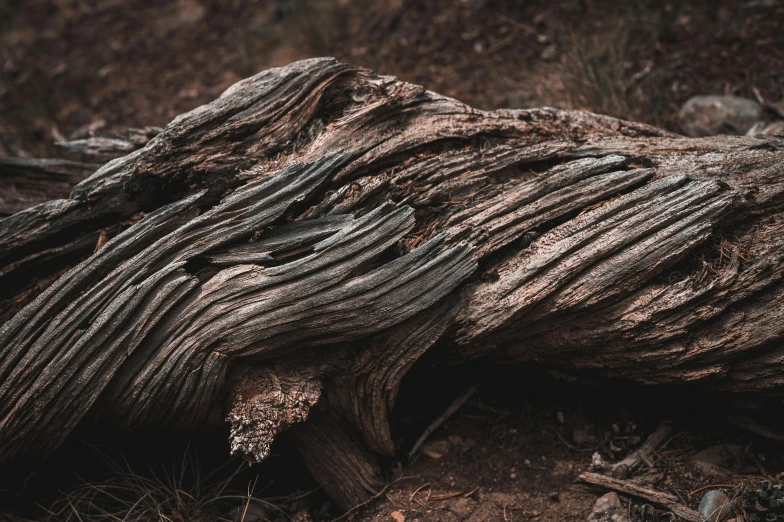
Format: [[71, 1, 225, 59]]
[[0, 57, 783, 508]]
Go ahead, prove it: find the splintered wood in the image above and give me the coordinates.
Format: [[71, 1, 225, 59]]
[[1, 57, 784, 508]]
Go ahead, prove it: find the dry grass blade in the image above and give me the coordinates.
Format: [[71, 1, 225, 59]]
[[561, 23, 631, 119], [42, 448, 285, 522]]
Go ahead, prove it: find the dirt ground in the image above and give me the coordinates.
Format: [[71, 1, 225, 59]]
[[2, 1, 784, 521], [6, 363, 783, 522], [320, 363, 784, 522], [2, 0, 784, 159]]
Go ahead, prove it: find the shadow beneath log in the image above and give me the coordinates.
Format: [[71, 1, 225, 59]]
[[3, 359, 784, 520]]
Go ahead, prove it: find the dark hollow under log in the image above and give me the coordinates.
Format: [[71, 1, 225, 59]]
[[1, 57, 784, 509]]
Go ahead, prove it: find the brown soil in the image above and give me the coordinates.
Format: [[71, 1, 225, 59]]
[[2, 1, 784, 521], [325, 364, 783, 522], [7, 363, 781, 522], [2, 0, 784, 158]]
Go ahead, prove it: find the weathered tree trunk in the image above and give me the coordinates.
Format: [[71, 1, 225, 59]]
[[1, 58, 784, 509]]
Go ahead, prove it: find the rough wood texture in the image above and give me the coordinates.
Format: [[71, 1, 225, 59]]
[[1, 57, 784, 508], [55, 126, 162, 159], [0, 157, 99, 216]]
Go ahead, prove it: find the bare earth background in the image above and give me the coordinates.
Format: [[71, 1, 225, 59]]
[[2, 1, 784, 521], [2, 0, 784, 158]]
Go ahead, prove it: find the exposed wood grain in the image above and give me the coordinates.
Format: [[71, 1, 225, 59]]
[[55, 126, 161, 159], [0, 57, 783, 509], [0, 157, 99, 215]]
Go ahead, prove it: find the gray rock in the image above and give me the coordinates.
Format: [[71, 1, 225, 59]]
[[690, 444, 743, 476], [699, 490, 733, 522], [679, 95, 765, 137], [588, 492, 630, 522]]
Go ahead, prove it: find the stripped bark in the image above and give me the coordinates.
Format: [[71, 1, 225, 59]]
[[1, 57, 784, 508]]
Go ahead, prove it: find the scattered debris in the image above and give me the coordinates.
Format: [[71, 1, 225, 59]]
[[611, 424, 671, 479], [328, 476, 418, 522], [408, 383, 480, 459], [606, 422, 643, 457], [579, 472, 703, 522], [741, 480, 784, 522], [629, 470, 666, 487], [588, 492, 631, 522], [689, 445, 745, 476], [746, 120, 784, 136], [591, 451, 614, 472], [292, 505, 314, 522]]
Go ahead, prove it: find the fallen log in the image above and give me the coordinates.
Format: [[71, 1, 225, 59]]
[[1, 57, 784, 509]]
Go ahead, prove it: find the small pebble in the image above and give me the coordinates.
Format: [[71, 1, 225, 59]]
[[699, 490, 733, 522], [540, 43, 558, 61], [588, 492, 630, 522], [421, 440, 451, 459], [678, 95, 764, 137]]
